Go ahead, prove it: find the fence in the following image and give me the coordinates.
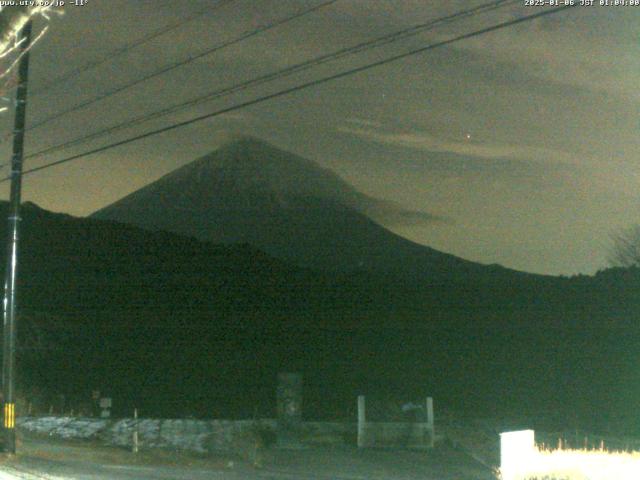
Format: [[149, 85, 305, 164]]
[[356, 395, 435, 449], [16, 374, 438, 452], [16, 395, 437, 453]]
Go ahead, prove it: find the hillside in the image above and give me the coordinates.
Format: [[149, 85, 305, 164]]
[[0, 202, 638, 429]]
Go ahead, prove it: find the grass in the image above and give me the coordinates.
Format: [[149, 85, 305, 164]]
[[499, 445, 640, 480]]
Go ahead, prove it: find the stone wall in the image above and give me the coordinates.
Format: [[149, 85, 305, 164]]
[[17, 417, 434, 452], [18, 416, 277, 453]]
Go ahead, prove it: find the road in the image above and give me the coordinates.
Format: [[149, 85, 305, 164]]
[[0, 436, 496, 479]]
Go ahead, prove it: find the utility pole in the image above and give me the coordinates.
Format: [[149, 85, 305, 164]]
[[2, 20, 33, 454]]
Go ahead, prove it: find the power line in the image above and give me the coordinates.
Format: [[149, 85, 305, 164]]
[[25, 0, 518, 162], [26, 0, 339, 132], [3, 4, 576, 183], [30, 0, 236, 95], [16, 4, 573, 178]]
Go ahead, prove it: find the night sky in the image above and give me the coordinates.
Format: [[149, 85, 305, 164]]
[[0, 0, 637, 276]]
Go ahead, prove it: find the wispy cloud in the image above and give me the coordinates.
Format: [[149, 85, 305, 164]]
[[451, 7, 640, 102], [362, 196, 449, 227], [344, 117, 384, 129], [338, 125, 582, 167]]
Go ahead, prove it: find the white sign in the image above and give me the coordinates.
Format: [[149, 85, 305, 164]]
[[500, 429, 536, 479]]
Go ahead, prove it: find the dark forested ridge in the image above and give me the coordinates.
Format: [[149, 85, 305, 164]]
[[2, 202, 640, 432]]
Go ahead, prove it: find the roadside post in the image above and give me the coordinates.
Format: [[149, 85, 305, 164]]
[[426, 396, 434, 447], [132, 408, 139, 453], [276, 372, 304, 449], [357, 395, 365, 448]]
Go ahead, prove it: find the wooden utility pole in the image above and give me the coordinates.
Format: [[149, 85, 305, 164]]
[[2, 19, 33, 454]]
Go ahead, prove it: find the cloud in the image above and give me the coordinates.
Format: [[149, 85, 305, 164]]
[[338, 125, 583, 167], [344, 117, 383, 129], [449, 7, 640, 102], [363, 197, 449, 227]]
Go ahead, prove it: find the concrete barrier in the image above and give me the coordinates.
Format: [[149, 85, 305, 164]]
[[17, 416, 432, 453]]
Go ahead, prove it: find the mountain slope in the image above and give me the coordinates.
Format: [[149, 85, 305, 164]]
[[92, 136, 514, 278]]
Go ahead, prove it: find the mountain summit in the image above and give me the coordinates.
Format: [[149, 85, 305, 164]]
[[92, 136, 502, 277], [100, 136, 440, 226]]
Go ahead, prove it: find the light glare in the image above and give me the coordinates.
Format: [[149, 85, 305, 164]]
[[500, 430, 640, 480]]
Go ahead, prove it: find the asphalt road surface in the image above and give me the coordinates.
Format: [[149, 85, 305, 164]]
[[0, 436, 496, 479]]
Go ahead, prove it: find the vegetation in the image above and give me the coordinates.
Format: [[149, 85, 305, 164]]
[[3, 202, 640, 435], [499, 447, 640, 480], [609, 224, 640, 268]]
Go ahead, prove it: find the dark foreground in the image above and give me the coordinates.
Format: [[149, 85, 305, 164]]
[[0, 436, 495, 480]]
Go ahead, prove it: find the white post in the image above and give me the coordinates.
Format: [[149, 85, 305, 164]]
[[357, 395, 366, 448], [132, 408, 139, 453], [426, 397, 434, 447]]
